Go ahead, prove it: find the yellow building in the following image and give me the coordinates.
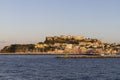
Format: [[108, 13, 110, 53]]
[[72, 36, 84, 40], [80, 47, 87, 53], [35, 43, 48, 48]]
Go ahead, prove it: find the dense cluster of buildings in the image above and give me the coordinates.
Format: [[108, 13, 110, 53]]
[[1, 35, 120, 54], [34, 35, 120, 54]]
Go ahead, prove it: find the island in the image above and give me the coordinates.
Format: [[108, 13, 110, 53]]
[[0, 35, 120, 55]]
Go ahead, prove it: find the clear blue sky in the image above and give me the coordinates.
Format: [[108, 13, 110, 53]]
[[0, 0, 120, 49]]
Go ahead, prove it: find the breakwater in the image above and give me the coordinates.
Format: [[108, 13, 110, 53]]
[[56, 55, 120, 58]]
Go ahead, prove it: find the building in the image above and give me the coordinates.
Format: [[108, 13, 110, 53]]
[[72, 36, 84, 40]]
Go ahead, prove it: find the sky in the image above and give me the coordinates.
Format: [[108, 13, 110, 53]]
[[0, 0, 120, 49]]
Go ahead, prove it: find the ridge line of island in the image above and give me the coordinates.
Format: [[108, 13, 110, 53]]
[[0, 35, 120, 57]]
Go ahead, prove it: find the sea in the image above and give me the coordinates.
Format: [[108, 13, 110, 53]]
[[0, 55, 120, 80]]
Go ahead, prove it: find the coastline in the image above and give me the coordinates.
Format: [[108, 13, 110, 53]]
[[0, 52, 68, 55], [1, 35, 120, 54]]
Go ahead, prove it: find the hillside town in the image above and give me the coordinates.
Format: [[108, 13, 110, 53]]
[[1, 35, 120, 55]]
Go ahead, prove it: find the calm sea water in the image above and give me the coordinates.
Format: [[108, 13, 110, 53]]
[[0, 55, 120, 80]]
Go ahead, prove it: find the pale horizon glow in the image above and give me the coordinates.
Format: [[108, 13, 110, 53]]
[[0, 0, 120, 49]]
